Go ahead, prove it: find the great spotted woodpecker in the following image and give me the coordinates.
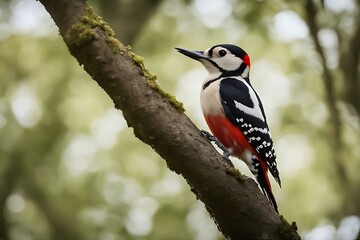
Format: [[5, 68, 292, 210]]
[[176, 44, 281, 212]]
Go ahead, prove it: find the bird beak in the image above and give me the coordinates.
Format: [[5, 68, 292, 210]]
[[175, 47, 206, 61]]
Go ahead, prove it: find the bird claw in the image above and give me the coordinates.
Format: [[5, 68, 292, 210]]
[[200, 130, 232, 165]]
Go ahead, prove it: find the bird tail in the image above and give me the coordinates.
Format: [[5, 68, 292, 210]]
[[253, 156, 278, 213], [268, 163, 282, 188]]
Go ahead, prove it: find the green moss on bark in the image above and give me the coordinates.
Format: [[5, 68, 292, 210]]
[[278, 215, 299, 240], [127, 47, 185, 113], [226, 167, 245, 181], [67, 7, 121, 53], [66, 7, 184, 112]]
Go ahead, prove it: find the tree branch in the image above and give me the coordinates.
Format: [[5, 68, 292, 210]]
[[340, 8, 360, 116], [37, 0, 300, 239], [98, 0, 163, 45], [304, 0, 348, 186]]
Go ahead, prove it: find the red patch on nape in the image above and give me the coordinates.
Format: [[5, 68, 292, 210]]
[[243, 54, 251, 67]]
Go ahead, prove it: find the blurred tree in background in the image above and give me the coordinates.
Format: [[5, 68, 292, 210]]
[[0, 0, 359, 239]]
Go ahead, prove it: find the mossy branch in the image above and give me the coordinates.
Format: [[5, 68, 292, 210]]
[[38, 0, 300, 239], [66, 6, 184, 112]]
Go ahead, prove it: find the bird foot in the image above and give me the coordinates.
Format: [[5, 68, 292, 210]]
[[200, 130, 232, 165]]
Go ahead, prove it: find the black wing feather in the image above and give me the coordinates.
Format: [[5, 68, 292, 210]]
[[219, 78, 281, 185]]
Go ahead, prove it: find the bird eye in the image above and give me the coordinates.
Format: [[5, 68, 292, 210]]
[[218, 50, 227, 57]]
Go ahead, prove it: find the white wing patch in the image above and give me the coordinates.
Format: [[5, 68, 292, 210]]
[[230, 77, 265, 122], [234, 97, 265, 122]]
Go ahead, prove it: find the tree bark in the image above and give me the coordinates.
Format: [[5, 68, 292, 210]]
[[38, 0, 300, 239]]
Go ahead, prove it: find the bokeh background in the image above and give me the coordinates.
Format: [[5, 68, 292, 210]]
[[1, 0, 360, 239]]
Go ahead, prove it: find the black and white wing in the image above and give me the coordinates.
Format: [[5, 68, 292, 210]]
[[219, 77, 280, 185]]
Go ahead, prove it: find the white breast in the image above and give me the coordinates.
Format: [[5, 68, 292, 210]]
[[200, 78, 224, 116]]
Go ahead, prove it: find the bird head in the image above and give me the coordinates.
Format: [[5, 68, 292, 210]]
[[176, 44, 250, 79]]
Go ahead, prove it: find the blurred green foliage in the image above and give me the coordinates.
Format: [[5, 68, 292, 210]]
[[0, 0, 359, 239]]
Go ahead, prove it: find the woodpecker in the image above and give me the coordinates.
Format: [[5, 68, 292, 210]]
[[176, 44, 281, 212]]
